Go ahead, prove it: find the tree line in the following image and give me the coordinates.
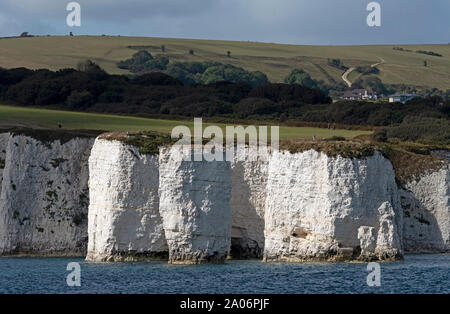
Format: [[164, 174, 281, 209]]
[[0, 63, 449, 144]]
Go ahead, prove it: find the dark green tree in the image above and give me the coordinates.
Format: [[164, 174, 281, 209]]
[[284, 69, 318, 89]]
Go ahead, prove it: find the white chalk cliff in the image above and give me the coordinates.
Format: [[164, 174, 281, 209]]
[[0, 131, 448, 262], [86, 137, 167, 262], [158, 147, 232, 264], [400, 164, 450, 253], [264, 150, 403, 261], [0, 132, 93, 256], [0, 132, 9, 197], [230, 152, 268, 258]]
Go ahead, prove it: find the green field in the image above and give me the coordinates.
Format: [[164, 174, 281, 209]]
[[0, 105, 371, 140], [0, 36, 449, 89]]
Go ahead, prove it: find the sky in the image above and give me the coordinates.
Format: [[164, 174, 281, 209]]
[[0, 0, 448, 45]]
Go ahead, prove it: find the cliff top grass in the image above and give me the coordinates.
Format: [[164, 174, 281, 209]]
[[1, 127, 103, 147], [99, 131, 178, 155], [100, 131, 234, 155], [280, 135, 449, 185], [0, 105, 371, 140], [376, 138, 449, 184], [280, 137, 375, 159]]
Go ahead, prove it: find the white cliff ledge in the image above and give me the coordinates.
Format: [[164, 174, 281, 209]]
[[0, 131, 449, 263]]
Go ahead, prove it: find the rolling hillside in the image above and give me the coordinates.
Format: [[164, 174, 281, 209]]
[[0, 36, 449, 89]]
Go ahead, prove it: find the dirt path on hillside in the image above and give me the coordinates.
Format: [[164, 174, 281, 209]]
[[371, 56, 385, 68], [341, 56, 385, 88], [342, 67, 355, 87]]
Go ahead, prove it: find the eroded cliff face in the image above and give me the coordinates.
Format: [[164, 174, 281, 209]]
[[0, 133, 93, 256], [158, 147, 232, 264], [400, 164, 450, 253], [86, 138, 168, 262], [230, 152, 268, 259], [1, 130, 448, 261], [0, 133, 9, 197], [264, 150, 403, 262]]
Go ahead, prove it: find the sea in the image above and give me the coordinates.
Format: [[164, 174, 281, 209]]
[[0, 254, 448, 294]]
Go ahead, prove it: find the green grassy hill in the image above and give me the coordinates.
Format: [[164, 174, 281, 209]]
[[0, 105, 371, 140], [0, 36, 449, 89]]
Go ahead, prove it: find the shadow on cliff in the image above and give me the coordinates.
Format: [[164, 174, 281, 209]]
[[229, 162, 265, 259], [401, 191, 447, 253]]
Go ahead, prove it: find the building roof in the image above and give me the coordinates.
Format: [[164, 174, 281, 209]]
[[389, 93, 422, 98], [343, 89, 376, 98]]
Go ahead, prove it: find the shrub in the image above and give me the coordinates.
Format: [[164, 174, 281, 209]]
[[372, 129, 388, 142], [325, 136, 347, 141], [284, 69, 318, 89], [376, 117, 450, 145], [416, 50, 442, 57], [144, 55, 169, 71], [353, 76, 386, 95], [123, 131, 177, 155], [327, 58, 348, 70], [200, 64, 268, 86], [117, 50, 155, 73], [356, 66, 379, 75], [164, 61, 268, 86]]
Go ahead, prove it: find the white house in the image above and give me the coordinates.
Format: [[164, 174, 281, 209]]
[[343, 89, 378, 101]]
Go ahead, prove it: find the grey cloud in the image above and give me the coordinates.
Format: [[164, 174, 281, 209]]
[[0, 0, 448, 44]]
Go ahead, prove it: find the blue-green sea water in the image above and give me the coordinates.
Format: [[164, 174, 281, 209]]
[[0, 254, 448, 294]]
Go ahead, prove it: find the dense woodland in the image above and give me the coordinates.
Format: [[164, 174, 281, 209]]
[[115, 50, 450, 99], [0, 62, 449, 145], [117, 50, 269, 87]]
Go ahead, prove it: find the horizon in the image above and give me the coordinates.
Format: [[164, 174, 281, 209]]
[[2, 34, 449, 47]]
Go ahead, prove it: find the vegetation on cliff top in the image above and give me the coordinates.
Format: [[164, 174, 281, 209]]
[[280, 138, 375, 159], [99, 131, 177, 155], [280, 135, 448, 185], [1, 124, 447, 185], [2, 128, 102, 147], [373, 116, 450, 146], [101, 129, 448, 185]]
